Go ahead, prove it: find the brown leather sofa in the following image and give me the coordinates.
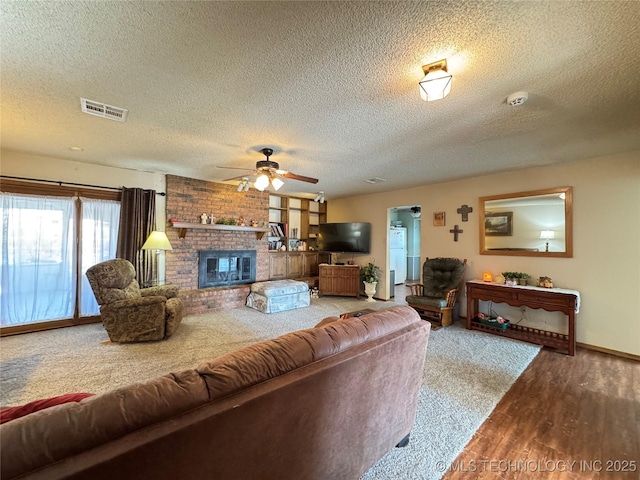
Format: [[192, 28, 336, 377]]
[[0, 306, 430, 480]]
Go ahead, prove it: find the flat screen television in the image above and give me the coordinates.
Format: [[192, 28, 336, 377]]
[[317, 222, 371, 253]]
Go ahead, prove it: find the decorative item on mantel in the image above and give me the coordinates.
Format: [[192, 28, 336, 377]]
[[200, 213, 209, 224], [483, 271, 493, 282]]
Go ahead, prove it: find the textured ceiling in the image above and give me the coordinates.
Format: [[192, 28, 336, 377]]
[[1, 1, 639, 199]]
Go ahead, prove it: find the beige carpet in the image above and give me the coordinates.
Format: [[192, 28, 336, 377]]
[[0, 297, 540, 480]]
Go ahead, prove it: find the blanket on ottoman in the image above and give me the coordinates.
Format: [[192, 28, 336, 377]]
[[246, 280, 310, 313]]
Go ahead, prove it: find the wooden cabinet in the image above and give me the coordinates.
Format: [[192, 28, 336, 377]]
[[269, 254, 288, 280], [465, 280, 579, 355], [287, 253, 304, 278], [268, 252, 327, 282], [318, 264, 360, 298], [302, 252, 319, 277]]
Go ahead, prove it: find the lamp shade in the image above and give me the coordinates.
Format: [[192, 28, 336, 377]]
[[540, 230, 555, 240], [141, 231, 173, 251], [254, 174, 269, 191], [419, 71, 452, 101], [419, 60, 452, 101], [271, 177, 284, 191]]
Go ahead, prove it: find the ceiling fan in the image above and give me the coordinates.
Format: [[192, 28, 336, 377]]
[[218, 148, 318, 191]]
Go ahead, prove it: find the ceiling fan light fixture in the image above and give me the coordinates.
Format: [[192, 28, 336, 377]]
[[237, 177, 250, 192], [419, 59, 452, 101], [254, 174, 269, 191], [271, 177, 284, 191]]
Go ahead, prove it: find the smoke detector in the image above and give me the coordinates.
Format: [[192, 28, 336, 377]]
[[81, 98, 128, 122], [507, 91, 528, 106]]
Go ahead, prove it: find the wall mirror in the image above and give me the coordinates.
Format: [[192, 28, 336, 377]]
[[479, 186, 573, 257]]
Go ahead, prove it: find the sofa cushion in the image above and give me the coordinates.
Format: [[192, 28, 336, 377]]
[[196, 306, 420, 400], [405, 295, 448, 309]]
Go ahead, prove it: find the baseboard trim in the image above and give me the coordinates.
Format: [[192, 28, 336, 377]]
[[456, 314, 638, 361], [576, 342, 639, 361]]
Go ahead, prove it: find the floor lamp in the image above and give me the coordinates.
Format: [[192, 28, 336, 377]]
[[141, 231, 173, 286]]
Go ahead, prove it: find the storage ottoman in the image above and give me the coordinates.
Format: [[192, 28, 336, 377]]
[[246, 280, 310, 313]]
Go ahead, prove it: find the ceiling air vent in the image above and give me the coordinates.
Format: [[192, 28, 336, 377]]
[[80, 98, 128, 122], [364, 177, 387, 184]]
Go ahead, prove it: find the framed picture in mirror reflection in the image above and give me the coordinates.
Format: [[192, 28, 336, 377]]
[[484, 211, 513, 236]]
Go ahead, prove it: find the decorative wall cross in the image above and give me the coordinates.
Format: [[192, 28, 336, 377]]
[[457, 204, 473, 222], [450, 224, 463, 241]]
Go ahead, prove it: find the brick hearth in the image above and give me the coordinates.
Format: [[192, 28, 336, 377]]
[[165, 175, 269, 315]]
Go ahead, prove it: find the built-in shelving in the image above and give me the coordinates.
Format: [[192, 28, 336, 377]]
[[268, 194, 327, 251], [171, 221, 270, 240]]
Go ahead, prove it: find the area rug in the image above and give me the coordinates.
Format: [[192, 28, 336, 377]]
[[0, 297, 540, 479]]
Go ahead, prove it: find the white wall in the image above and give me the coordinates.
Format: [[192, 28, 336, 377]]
[[1, 150, 168, 278], [329, 152, 640, 356]]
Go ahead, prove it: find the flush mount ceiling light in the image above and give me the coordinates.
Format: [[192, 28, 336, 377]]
[[314, 191, 325, 203], [419, 59, 452, 102]]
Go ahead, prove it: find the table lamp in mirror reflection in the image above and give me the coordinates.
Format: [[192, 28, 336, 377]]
[[540, 230, 555, 252], [142, 231, 173, 286]]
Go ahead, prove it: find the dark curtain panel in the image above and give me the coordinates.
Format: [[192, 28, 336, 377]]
[[116, 188, 156, 285]]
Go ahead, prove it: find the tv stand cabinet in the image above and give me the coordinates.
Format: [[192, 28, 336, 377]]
[[466, 280, 580, 356], [319, 264, 360, 298]]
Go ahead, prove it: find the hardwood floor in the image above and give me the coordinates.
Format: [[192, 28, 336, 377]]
[[441, 347, 640, 479]]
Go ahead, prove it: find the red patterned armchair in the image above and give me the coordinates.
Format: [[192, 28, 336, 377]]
[[86, 258, 183, 342]]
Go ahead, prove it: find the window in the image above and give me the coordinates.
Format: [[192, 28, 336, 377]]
[[0, 187, 120, 332]]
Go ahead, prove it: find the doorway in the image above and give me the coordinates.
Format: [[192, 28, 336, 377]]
[[388, 205, 422, 297]]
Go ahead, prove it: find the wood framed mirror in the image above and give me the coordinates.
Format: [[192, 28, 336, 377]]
[[479, 186, 573, 257]]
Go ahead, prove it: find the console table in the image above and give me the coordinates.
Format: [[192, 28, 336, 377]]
[[466, 280, 580, 355]]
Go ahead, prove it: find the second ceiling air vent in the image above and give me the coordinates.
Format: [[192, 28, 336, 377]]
[[80, 98, 128, 122]]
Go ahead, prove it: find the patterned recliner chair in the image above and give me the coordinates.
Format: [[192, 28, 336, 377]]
[[86, 258, 183, 342]]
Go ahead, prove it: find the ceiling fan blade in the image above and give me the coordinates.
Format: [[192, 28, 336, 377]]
[[222, 174, 253, 182], [281, 171, 319, 184]]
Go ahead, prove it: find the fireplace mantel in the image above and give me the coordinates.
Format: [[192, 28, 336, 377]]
[[171, 221, 270, 240]]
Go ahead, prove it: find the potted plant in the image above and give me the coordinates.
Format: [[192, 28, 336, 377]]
[[361, 262, 381, 302], [517, 272, 530, 286], [502, 271, 518, 286]]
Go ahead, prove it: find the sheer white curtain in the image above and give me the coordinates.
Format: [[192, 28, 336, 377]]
[[79, 198, 121, 316], [0, 193, 76, 325]]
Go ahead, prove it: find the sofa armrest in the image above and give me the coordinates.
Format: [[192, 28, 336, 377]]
[[141, 284, 179, 299]]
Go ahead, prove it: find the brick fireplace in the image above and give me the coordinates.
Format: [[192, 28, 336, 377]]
[[165, 175, 269, 315]]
